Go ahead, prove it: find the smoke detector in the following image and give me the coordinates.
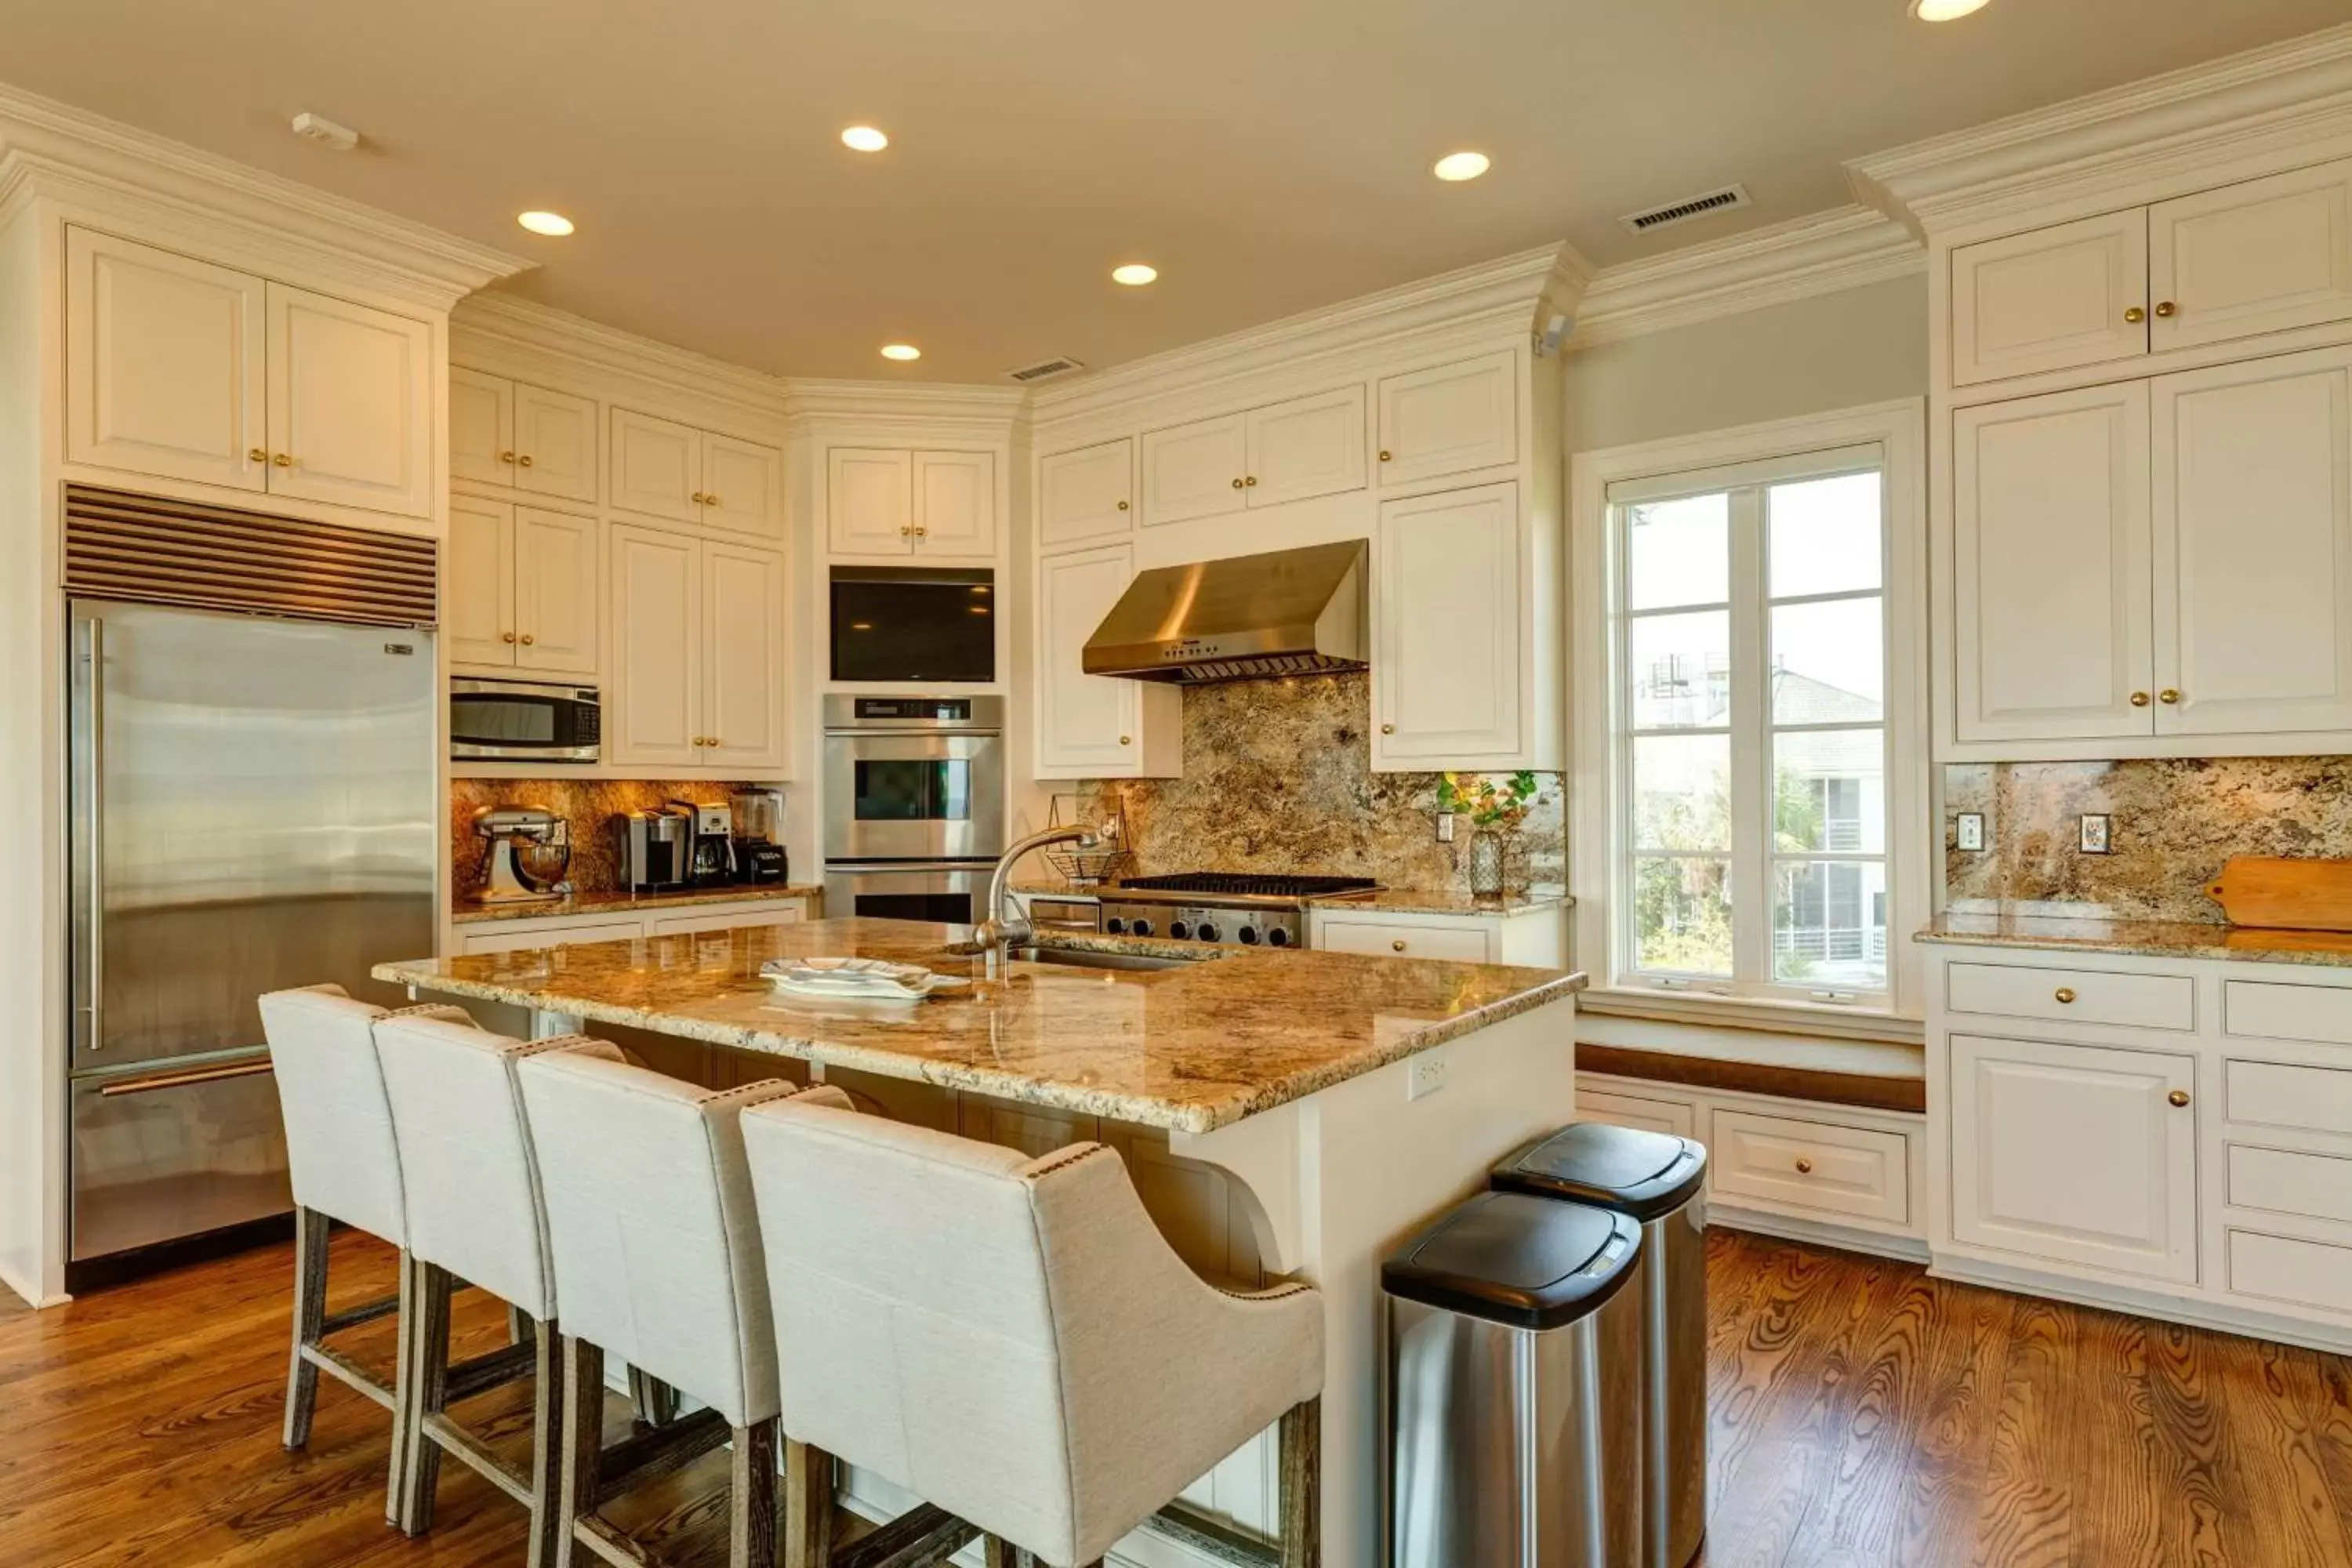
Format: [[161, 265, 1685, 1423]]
[[290, 113, 360, 153]]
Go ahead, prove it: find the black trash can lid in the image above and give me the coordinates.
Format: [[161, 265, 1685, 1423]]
[[1381, 1191, 1643, 1331], [1492, 1122, 1707, 1222]]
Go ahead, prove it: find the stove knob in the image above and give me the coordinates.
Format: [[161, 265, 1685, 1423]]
[[1266, 927, 1291, 948], [1103, 916, 1126, 935], [1196, 921, 1221, 944], [1237, 925, 1261, 946], [1168, 920, 1191, 941], [1130, 918, 1154, 938]]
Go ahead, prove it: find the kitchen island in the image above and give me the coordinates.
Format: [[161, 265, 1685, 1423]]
[[376, 916, 1585, 1566]]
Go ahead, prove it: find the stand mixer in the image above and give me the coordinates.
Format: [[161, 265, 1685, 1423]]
[[473, 806, 573, 904]]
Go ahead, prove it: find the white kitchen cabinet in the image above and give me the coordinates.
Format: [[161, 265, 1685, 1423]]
[[701, 537, 789, 772], [445, 495, 514, 667], [700, 433, 785, 540], [459, 919, 642, 956], [513, 383, 601, 503], [1948, 1033, 2198, 1285], [1951, 383, 2154, 743], [1306, 902, 1566, 967], [2152, 346, 2352, 735], [1710, 1109, 1911, 1229], [1141, 413, 1247, 526], [1316, 919, 1492, 963], [445, 498, 597, 675], [609, 522, 787, 772], [64, 227, 267, 494], [1951, 210, 2151, 387], [1246, 385, 1367, 509], [828, 448, 913, 551], [611, 408, 780, 538], [1033, 543, 1178, 778], [2150, 158, 2352, 354], [1038, 437, 1134, 550], [449, 367, 514, 489], [1376, 350, 1517, 487], [913, 450, 996, 556], [1373, 481, 1523, 767], [265, 282, 433, 519], [646, 903, 805, 938]]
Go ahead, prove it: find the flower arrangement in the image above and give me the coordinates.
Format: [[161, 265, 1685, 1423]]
[[1435, 771, 1541, 830]]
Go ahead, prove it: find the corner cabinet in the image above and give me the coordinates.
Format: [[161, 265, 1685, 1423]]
[[65, 227, 432, 518], [1373, 481, 1534, 768], [826, 447, 996, 557], [1033, 543, 1179, 779], [608, 522, 787, 773]]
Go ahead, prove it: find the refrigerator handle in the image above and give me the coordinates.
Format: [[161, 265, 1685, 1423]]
[[74, 615, 103, 1054]]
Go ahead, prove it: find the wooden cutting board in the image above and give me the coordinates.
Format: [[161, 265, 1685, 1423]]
[[2206, 856, 2352, 931]]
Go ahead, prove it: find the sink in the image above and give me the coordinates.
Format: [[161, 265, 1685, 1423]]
[[1007, 946, 1203, 973]]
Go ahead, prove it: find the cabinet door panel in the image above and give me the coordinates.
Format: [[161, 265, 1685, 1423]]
[[702, 434, 784, 539], [445, 496, 514, 668], [460, 920, 643, 956], [913, 450, 996, 557], [1949, 1033, 2198, 1284], [1039, 438, 1134, 549], [1951, 385, 2154, 742], [1951, 210, 2150, 387], [1377, 351, 1517, 486], [65, 229, 267, 492], [2154, 347, 2352, 735], [610, 408, 702, 524], [608, 525, 702, 768], [449, 367, 515, 488], [1374, 482, 1521, 765], [2151, 159, 2352, 352], [265, 284, 433, 517], [1246, 385, 1366, 508], [1142, 414, 1247, 526], [702, 539, 789, 772], [828, 448, 914, 553], [1036, 544, 1139, 775], [514, 383, 600, 504], [513, 508, 600, 675]]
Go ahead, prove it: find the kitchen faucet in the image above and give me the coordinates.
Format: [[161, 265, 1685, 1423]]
[[964, 818, 1119, 971]]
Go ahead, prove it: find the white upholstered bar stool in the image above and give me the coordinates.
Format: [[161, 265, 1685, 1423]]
[[740, 1098, 1327, 1568], [516, 1049, 847, 1568], [374, 1013, 623, 1566], [256, 983, 473, 1515]]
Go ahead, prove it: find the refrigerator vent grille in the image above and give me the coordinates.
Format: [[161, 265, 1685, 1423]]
[[64, 485, 437, 627]]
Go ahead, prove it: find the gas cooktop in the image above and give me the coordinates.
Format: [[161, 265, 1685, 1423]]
[[1094, 872, 1379, 949], [1115, 872, 1379, 901]]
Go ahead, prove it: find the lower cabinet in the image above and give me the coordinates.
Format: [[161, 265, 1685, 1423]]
[[608, 523, 788, 772], [459, 918, 642, 957], [456, 899, 808, 955], [1306, 904, 1566, 967]]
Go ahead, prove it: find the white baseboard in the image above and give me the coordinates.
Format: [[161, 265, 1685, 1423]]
[[0, 1259, 66, 1310], [1705, 1205, 1932, 1264], [1929, 1252, 2352, 1356]]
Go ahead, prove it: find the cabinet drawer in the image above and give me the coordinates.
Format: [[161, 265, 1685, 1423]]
[[459, 919, 642, 956], [1316, 920, 1491, 963], [1708, 1110, 1909, 1226], [1575, 1087, 1697, 1142], [1947, 961, 2193, 1031], [2227, 1143, 2352, 1226], [2227, 1228, 2352, 1317], [2226, 1058, 2352, 1138], [2224, 979, 2352, 1047], [647, 905, 804, 938]]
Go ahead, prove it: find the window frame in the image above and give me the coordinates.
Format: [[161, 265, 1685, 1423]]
[[1571, 401, 1929, 1030]]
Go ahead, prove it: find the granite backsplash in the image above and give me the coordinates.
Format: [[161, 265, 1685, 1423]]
[[452, 778, 774, 900], [1060, 673, 1564, 895], [1944, 757, 2352, 924]]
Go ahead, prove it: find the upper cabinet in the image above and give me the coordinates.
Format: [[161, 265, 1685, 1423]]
[[1033, 542, 1180, 779], [1038, 437, 1134, 551], [1139, 385, 1367, 525], [1376, 351, 1517, 486], [825, 446, 996, 557], [608, 522, 787, 773], [1951, 158, 2352, 388], [1373, 481, 1527, 768], [65, 227, 431, 518], [445, 495, 598, 675], [450, 368, 599, 503], [609, 407, 782, 540]]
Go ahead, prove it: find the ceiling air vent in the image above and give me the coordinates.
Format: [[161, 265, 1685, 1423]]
[[1007, 355, 1086, 384], [1620, 183, 1751, 235]]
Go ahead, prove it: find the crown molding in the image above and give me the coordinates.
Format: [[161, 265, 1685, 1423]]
[[0, 82, 529, 307], [1848, 21, 2352, 239], [1569, 206, 1922, 350], [780, 376, 1026, 434], [1029, 242, 1585, 430]]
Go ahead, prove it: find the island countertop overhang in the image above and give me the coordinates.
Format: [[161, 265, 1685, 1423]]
[[373, 916, 1585, 1134]]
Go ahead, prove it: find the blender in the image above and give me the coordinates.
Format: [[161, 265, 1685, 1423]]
[[731, 788, 790, 885]]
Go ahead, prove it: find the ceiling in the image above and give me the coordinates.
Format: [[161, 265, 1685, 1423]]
[[2, 1, 2344, 383]]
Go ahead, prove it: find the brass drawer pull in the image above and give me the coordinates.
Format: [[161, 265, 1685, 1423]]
[[1116, 499, 1130, 511], [1231, 477, 1245, 490], [1378, 449, 1392, 462], [1392, 939, 1408, 953], [2169, 1089, 2191, 1109], [1795, 1158, 1815, 1175], [100, 1058, 275, 1096], [2054, 988, 2076, 1004]]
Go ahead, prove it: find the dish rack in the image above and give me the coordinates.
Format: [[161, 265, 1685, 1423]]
[[1043, 795, 1132, 887]]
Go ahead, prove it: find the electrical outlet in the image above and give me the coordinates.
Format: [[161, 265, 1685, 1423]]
[[1955, 812, 1985, 852], [1436, 811, 1456, 844], [2079, 813, 2112, 855], [1407, 1053, 1448, 1102]]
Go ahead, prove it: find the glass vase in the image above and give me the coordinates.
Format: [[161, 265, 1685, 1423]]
[[1467, 827, 1506, 902]]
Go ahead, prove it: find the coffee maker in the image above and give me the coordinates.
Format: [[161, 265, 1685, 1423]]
[[731, 788, 789, 886], [673, 797, 739, 887], [619, 806, 692, 892]]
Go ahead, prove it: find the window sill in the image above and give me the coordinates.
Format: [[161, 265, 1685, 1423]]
[[1575, 985, 1923, 1046]]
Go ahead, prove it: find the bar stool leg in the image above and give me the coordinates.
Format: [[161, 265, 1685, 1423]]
[[629, 1366, 681, 1427], [1277, 1396, 1321, 1568], [394, 1258, 456, 1536], [554, 1335, 607, 1568], [785, 1441, 836, 1568], [982, 1543, 1041, 1568], [728, 1419, 780, 1568], [282, 1205, 328, 1451], [526, 1315, 565, 1568]]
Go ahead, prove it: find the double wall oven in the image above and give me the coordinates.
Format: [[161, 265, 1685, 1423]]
[[822, 695, 1005, 925]]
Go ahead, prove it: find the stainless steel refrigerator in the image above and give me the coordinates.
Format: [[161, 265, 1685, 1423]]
[[67, 598, 436, 1270]]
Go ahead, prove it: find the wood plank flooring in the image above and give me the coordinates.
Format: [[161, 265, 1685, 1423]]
[[2, 1226, 2347, 1566]]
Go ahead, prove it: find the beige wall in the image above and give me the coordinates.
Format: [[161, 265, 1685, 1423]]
[[1563, 273, 1928, 453]]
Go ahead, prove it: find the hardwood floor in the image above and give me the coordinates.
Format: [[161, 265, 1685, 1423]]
[[2, 1227, 2347, 1566]]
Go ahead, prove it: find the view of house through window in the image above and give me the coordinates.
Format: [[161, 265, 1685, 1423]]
[[1613, 448, 1890, 1004]]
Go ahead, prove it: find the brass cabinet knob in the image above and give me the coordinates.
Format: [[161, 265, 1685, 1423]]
[[703, 492, 717, 506], [1381, 723, 1396, 735], [519, 633, 535, 645], [272, 452, 292, 467], [501, 631, 517, 644], [249, 447, 268, 463], [2130, 691, 2151, 706], [2169, 1089, 2191, 1108], [1118, 735, 1132, 746], [2155, 301, 2178, 318], [899, 525, 913, 537], [913, 525, 927, 538], [518, 454, 535, 468], [499, 450, 517, 464], [2125, 307, 2147, 325], [1116, 499, 1130, 511], [692, 492, 707, 506], [1378, 449, 1392, 462], [1231, 477, 1245, 490], [1244, 475, 1258, 487], [1392, 939, 1408, 953], [2054, 987, 2076, 1004], [2159, 688, 2180, 704], [1795, 1158, 1815, 1175]]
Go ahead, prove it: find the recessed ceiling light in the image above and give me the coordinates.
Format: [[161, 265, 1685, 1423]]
[[880, 343, 921, 361], [517, 210, 575, 237], [1111, 263, 1159, 287], [841, 125, 890, 152], [1909, 0, 1988, 18], [1432, 151, 1492, 183]]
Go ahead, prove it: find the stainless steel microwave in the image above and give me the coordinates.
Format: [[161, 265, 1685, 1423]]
[[451, 677, 601, 763]]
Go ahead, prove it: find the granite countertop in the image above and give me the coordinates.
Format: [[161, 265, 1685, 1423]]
[[1012, 882, 1572, 918], [1917, 910, 2352, 969], [377, 916, 1586, 1134], [452, 884, 826, 926]]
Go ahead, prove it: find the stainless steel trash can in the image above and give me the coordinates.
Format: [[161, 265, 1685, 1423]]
[[1494, 1123, 1709, 1568], [1382, 1189, 1646, 1568]]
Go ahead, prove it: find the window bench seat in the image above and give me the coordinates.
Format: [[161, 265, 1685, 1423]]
[[1575, 1014, 1926, 1115]]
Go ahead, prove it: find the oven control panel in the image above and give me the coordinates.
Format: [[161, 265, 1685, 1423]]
[[1097, 901, 1302, 949]]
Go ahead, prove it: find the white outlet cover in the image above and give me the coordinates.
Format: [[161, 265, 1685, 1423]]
[[1956, 812, 1985, 852], [2079, 813, 2111, 854], [1407, 1053, 1448, 1101]]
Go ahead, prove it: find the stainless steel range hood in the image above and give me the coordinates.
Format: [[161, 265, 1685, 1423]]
[[1081, 539, 1368, 684]]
